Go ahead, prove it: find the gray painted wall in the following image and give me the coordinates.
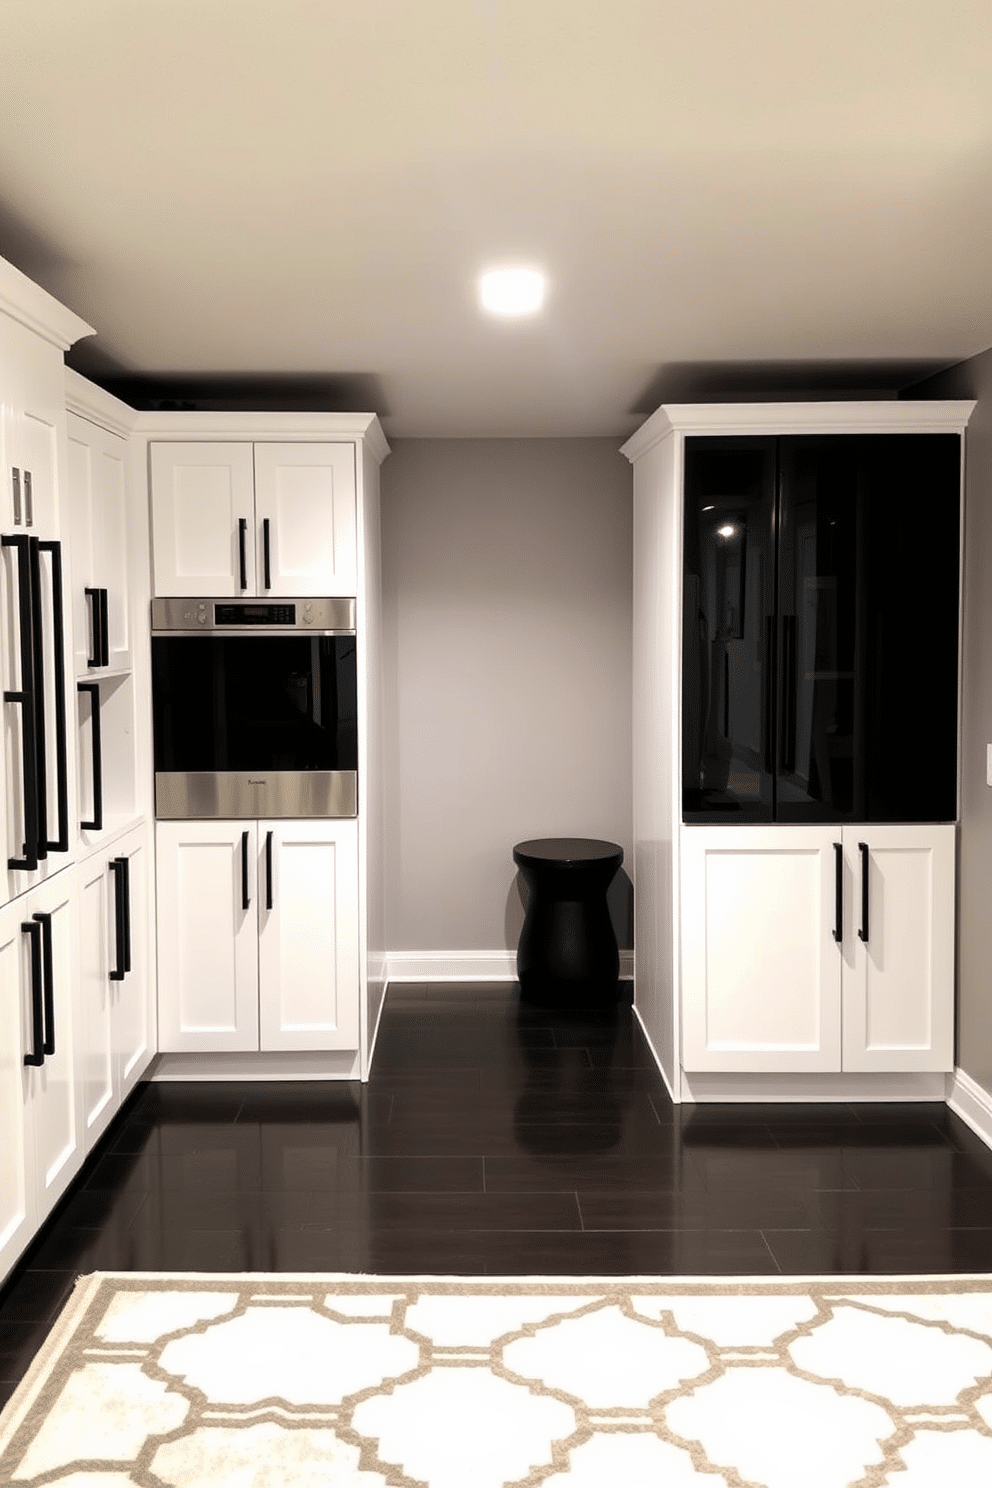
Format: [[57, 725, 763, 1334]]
[[912, 357, 992, 1100], [380, 438, 633, 954]]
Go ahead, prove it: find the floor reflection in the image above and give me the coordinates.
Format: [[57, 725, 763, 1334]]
[[3, 982, 992, 1406]]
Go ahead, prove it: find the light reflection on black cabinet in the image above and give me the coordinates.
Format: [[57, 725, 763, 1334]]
[[683, 432, 959, 824]]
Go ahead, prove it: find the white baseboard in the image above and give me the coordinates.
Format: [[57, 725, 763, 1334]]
[[681, 1070, 949, 1103], [384, 949, 634, 984], [149, 1051, 361, 1081], [946, 1067, 992, 1153]]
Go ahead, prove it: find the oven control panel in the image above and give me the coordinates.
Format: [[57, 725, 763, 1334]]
[[151, 596, 356, 633]]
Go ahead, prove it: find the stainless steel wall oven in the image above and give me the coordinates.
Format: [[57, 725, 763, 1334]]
[[151, 597, 357, 819]]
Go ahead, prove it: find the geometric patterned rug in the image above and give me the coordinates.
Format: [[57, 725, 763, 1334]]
[[2, 1273, 992, 1487]]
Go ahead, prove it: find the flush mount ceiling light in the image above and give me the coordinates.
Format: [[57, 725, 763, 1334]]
[[478, 266, 546, 317]]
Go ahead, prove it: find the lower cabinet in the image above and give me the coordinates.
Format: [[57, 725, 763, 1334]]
[[0, 869, 84, 1282], [77, 823, 153, 1148], [681, 824, 954, 1073], [156, 818, 360, 1054]]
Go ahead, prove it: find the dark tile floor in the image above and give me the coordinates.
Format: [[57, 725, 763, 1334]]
[[3, 979, 992, 1406]]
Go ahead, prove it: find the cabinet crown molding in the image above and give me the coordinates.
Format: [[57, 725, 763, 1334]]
[[621, 399, 977, 463], [133, 410, 390, 462], [65, 368, 139, 438], [0, 253, 94, 350]]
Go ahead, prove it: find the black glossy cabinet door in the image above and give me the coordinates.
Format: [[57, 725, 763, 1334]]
[[683, 432, 960, 824]]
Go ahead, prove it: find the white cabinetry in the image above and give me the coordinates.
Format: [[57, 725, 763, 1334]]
[[0, 869, 83, 1281], [624, 401, 973, 1101], [842, 825, 955, 1073], [682, 828, 840, 1073], [66, 412, 132, 674], [77, 824, 153, 1147], [156, 818, 359, 1055], [0, 312, 67, 538], [149, 441, 357, 597], [682, 824, 954, 1074]]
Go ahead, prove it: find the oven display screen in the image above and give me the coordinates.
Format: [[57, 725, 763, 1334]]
[[214, 603, 296, 624]]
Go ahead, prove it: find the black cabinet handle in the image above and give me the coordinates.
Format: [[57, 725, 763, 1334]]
[[3, 533, 39, 870], [265, 829, 273, 910], [763, 614, 775, 774], [263, 517, 271, 590], [28, 538, 48, 859], [39, 541, 69, 852], [77, 682, 103, 830], [779, 614, 797, 774], [858, 841, 870, 943], [12, 468, 22, 526], [110, 857, 126, 980], [241, 829, 250, 910], [87, 586, 109, 667], [100, 587, 109, 666], [833, 842, 843, 943], [22, 919, 44, 1065], [122, 854, 131, 974], [85, 587, 101, 667], [238, 517, 248, 590], [32, 911, 55, 1055]]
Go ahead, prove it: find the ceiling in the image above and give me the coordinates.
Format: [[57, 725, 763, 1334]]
[[2, 0, 992, 437]]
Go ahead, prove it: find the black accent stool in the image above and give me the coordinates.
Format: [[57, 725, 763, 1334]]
[[513, 837, 624, 1010]]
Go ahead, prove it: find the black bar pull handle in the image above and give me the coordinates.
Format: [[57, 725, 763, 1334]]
[[110, 858, 126, 980], [241, 830, 250, 910], [122, 854, 132, 974], [265, 829, 273, 910], [99, 587, 110, 667], [779, 614, 797, 774], [238, 517, 248, 590], [85, 587, 102, 666], [763, 614, 775, 774], [858, 841, 870, 943], [263, 517, 271, 590], [833, 842, 843, 943], [3, 534, 39, 870], [32, 911, 54, 1054], [28, 538, 48, 858], [77, 682, 103, 831], [39, 542, 69, 852], [21, 920, 44, 1065]]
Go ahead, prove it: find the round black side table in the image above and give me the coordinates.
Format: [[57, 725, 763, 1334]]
[[512, 837, 624, 1009]]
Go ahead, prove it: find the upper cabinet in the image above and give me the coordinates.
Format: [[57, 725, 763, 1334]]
[[150, 440, 357, 597], [66, 412, 132, 674]]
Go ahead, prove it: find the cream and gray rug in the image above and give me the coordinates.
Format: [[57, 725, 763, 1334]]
[[2, 1272, 992, 1486]]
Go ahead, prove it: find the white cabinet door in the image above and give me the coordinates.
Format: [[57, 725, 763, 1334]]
[[24, 870, 84, 1216], [114, 825, 153, 1100], [77, 851, 115, 1146], [0, 900, 36, 1282], [681, 826, 841, 1072], [258, 818, 359, 1051], [253, 443, 356, 597], [842, 824, 955, 1072], [0, 315, 63, 538], [150, 443, 256, 596], [156, 821, 259, 1052], [67, 415, 131, 674]]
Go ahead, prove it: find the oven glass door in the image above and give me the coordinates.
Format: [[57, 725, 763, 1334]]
[[152, 635, 357, 772]]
